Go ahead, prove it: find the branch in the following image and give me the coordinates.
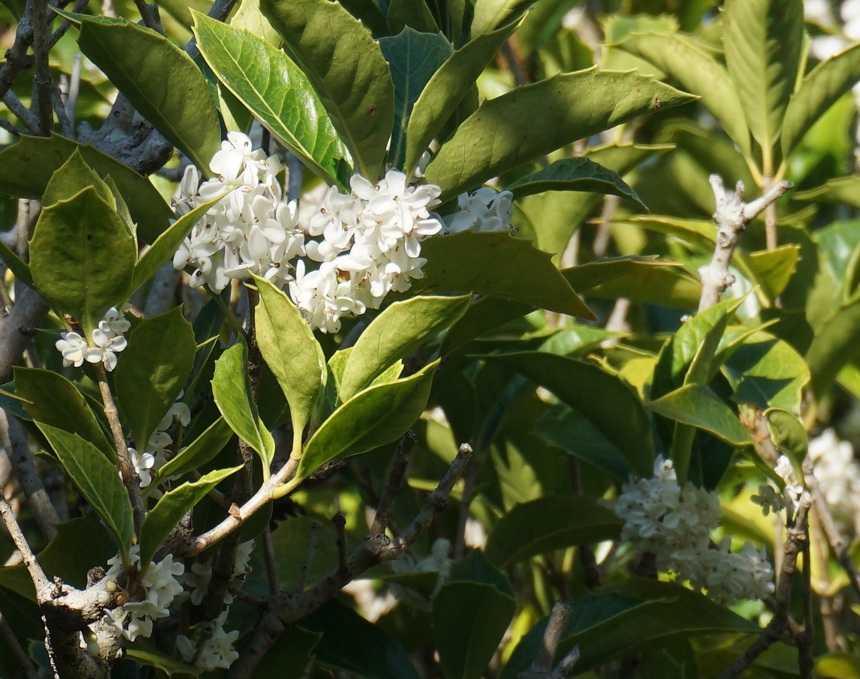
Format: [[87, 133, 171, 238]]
[[30, 0, 54, 135], [0, 283, 48, 382], [0, 495, 49, 592], [521, 603, 572, 678], [698, 176, 791, 312], [369, 432, 414, 536], [230, 443, 474, 679]]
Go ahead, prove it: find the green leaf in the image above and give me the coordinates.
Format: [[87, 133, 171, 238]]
[[434, 581, 516, 679], [0, 238, 31, 286], [73, 15, 221, 172], [618, 32, 751, 156], [471, 0, 538, 36], [380, 27, 452, 167], [125, 648, 201, 677], [39, 423, 134, 554], [720, 331, 810, 412], [648, 384, 751, 446], [387, 0, 438, 32], [506, 157, 645, 208], [0, 134, 171, 242], [487, 352, 653, 476], [404, 19, 519, 175], [723, 0, 804, 157], [132, 193, 227, 292], [254, 276, 327, 455], [260, 0, 394, 180], [212, 342, 275, 474], [795, 175, 860, 209], [140, 466, 241, 566], [417, 232, 592, 317], [485, 496, 622, 567], [114, 307, 196, 451], [192, 10, 351, 186], [13, 367, 113, 458], [340, 295, 470, 402], [295, 361, 438, 482], [29, 186, 136, 333], [157, 417, 234, 481], [782, 44, 860, 157], [424, 68, 695, 199], [41, 148, 115, 209]]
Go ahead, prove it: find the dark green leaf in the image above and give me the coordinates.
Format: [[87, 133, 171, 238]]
[[125, 648, 201, 677], [41, 148, 115, 209], [157, 417, 234, 480], [387, 0, 438, 32], [424, 68, 695, 199], [485, 495, 622, 567], [0, 238, 31, 286], [260, 0, 394, 180], [193, 10, 351, 186]]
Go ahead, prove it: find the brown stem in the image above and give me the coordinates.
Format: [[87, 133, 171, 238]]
[[29, 0, 53, 135]]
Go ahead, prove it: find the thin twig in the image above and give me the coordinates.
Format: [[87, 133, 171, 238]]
[[29, 0, 54, 135], [0, 496, 49, 592], [370, 432, 415, 536], [262, 525, 279, 594], [133, 0, 162, 32], [3, 91, 40, 133], [65, 51, 81, 127], [523, 603, 572, 677]]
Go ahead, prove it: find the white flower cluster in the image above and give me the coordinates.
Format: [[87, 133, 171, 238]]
[[55, 307, 130, 372], [172, 132, 445, 333], [443, 187, 514, 235], [176, 611, 240, 672], [809, 429, 860, 534], [104, 547, 184, 642], [128, 399, 191, 488], [614, 456, 774, 603], [183, 539, 254, 606]]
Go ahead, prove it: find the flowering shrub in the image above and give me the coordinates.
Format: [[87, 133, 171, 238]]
[[2, 1, 860, 678]]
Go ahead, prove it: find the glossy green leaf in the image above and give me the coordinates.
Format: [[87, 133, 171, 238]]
[[506, 156, 645, 209], [612, 214, 714, 251], [723, 0, 804, 156], [745, 245, 800, 301], [192, 10, 351, 186], [724, 331, 810, 413], [212, 342, 276, 475], [41, 148, 115, 209], [404, 19, 518, 174], [73, 15, 220, 172], [156, 417, 234, 481], [619, 32, 751, 156], [295, 361, 438, 482], [648, 384, 750, 446], [40, 424, 134, 555], [471, 0, 538, 36], [434, 581, 516, 679], [140, 466, 241, 566], [114, 307, 196, 451], [29, 186, 136, 333], [14, 367, 113, 458], [0, 134, 171, 241], [795, 176, 860, 209], [132, 193, 227, 292], [260, 0, 394, 180], [340, 295, 470, 401], [485, 496, 622, 567], [488, 352, 653, 476], [417, 232, 592, 317], [783, 44, 860, 156], [380, 27, 452, 167], [387, 0, 438, 32], [254, 276, 327, 455], [424, 68, 695, 199]]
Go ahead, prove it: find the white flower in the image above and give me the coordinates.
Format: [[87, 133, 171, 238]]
[[177, 611, 240, 671], [234, 540, 254, 576], [444, 188, 514, 234], [55, 331, 88, 367], [130, 447, 156, 488], [809, 428, 860, 534], [185, 560, 213, 606]]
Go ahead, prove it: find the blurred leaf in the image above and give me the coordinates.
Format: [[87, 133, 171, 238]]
[[341, 295, 469, 401], [485, 495, 622, 566], [723, 0, 803, 158], [619, 32, 750, 155], [418, 232, 592, 317], [817, 653, 860, 679], [387, 0, 438, 32], [746, 245, 800, 300], [766, 408, 808, 462], [114, 307, 196, 452], [506, 157, 645, 209], [156, 417, 233, 481], [425, 69, 695, 199], [40, 424, 134, 555], [72, 14, 220, 172], [783, 44, 860, 157], [212, 342, 275, 474], [648, 383, 751, 446], [125, 647, 201, 677], [295, 361, 438, 482], [140, 466, 241, 566], [0, 237, 31, 286], [14, 366, 113, 458], [255, 277, 327, 455], [256, 625, 322, 678], [487, 352, 653, 476], [0, 135, 171, 241], [795, 175, 860, 209], [380, 27, 452, 166], [806, 299, 860, 397], [192, 10, 351, 186], [471, 0, 538, 36], [405, 19, 518, 174], [29, 186, 136, 334], [260, 0, 394, 180]]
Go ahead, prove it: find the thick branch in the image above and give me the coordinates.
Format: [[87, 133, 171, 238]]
[[698, 176, 791, 312]]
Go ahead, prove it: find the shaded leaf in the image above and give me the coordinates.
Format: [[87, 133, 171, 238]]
[[795, 175, 860, 209], [387, 0, 438, 32], [157, 417, 234, 481], [0, 238, 31, 286]]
